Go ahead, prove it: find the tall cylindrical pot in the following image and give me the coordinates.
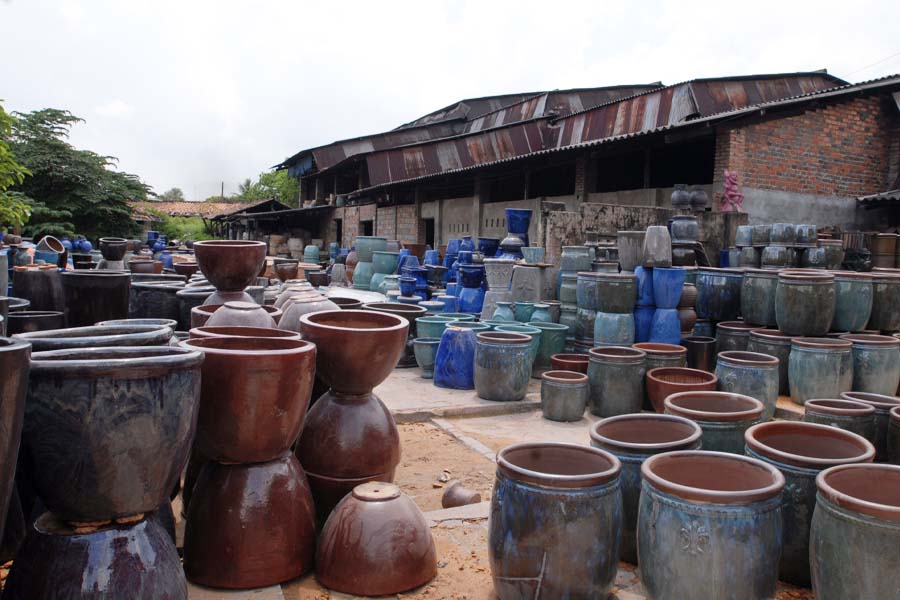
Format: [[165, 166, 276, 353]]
[[593, 311, 634, 346], [841, 392, 900, 461], [61, 271, 132, 327], [741, 269, 778, 327], [840, 334, 900, 395], [869, 273, 900, 332], [789, 338, 852, 406], [474, 332, 532, 402], [664, 391, 764, 454], [747, 329, 796, 395], [803, 398, 877, 442], [587, 347, 646, 417], [775, 272, 835, 336], [831, 271, 873, 332], [695, 268, 743, 321], [715, 351, 779, 420]]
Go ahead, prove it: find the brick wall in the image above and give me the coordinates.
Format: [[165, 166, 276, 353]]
[[714, 95, 898, 198], [342, 206, 359, 248], [574, 155, 587, 201], [376, 206, 396, 239], [396, 204, 419, 243]]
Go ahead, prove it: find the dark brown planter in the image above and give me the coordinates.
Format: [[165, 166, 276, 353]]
[[329, 296, 363, 310], [12, 267, 65, 312], [316, 482, 436, 595], [173, 262, 199, 278], [5, 311, 66, 335], [681, 335, 717, 372], [183, 452, 316, 589], [550, 353, 589, 374], [188, 325, 301, 340], [128, 259, 159, 274], [0, 339, 29, 544], [646, 366, 718, 413], [193, 240, 267, 304], [60, 270, 131, 327], [99, 237, 128, 261], [274, 261, 299, 282]]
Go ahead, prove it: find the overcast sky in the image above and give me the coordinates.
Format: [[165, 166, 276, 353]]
[[2, 0, 899, 200]]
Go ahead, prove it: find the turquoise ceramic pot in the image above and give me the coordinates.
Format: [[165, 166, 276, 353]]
[[413, 337, 441, 378], [495, 324, 541, 364], [493, 302, 515, 322], [531, 323, 569, 377], [372, 251, 401, 275], [414, 316, 458, 339], [354, 236, 388, 263]]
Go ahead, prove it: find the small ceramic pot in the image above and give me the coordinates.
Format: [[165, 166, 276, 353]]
[[664, 390, 763, 454], [681, 335, 716, 372], [413, 337, 441, 378], [803, 399, 876, 443], [541, 371, 589, 422], [716, 350, 780, 420], [646, 367, 718, 413], [550, 353, 589, 374], [587, 347, 646, 417], [715, 320, 755, 356]]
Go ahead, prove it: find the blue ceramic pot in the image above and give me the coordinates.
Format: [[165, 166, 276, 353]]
[[505, 208, 532, 237], [445, 282, 459, 297], [423, 249, 440, 266], [696, 268, 743, 321], [415, 316, 459, 339], [495, 324, 541, 364], [433, 326, 477, 390], [652, 267, 686, 309], [458, 287, 485, 313], [457, 251, 474, 265], [474, 332, 532, 402], [372, 251, 400, 274], [717, 350, 780, 420], [594, 312, 635, 346], [446, 239, 461, 256], [514, 302, 536, 323], [634, 266, 655, 307], [789, 339, 851, 408], [634, 306, 655, 343], [587, 347, 646, 417], [529, 304, 552, 324], [459, 236, 475, 253], [458, 265, 483, 288], [159, 251, 174, 270], [840, 334, 900, 396], [477, 238, 500, 258], [831, 272, 873, 333], [492, 302, 514, 322], [399, 276, 417, 297], [649, 308, 681, 345], [436, 294, 458, 313]]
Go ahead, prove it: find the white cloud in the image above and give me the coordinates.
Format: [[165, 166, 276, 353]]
[[94, 100, 134, 117]]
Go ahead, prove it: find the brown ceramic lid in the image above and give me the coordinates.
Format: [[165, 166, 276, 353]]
[[745, 421, 875, 469], [641, 451, 784, 504], [816, 464, 900, 521], [188, 326, 301, 340], [664, 391, 764, 422], [588, 346, 646, 362], [792, 337, 852, 350], [590, 414, 701, 452], [541, 370, 588, 385], [716, 351, 779, 366], [716, 321, 756, 332], [476, 332, 531, 345], [804, 399, 876, 417], [841, 391, 900, 410], [839, 334, 900, 347], [497, 442, 621, 489], [748, 329, 797, 342], [632, 343, 687, 356]]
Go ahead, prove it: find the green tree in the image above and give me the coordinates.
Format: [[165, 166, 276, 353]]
[[7, 108, 148, 239], [0, 101, 32, 230], [233, 170, 300, 207], [155, 187, 185, 202]]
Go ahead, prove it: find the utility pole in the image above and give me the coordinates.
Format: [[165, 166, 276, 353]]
[[221, 182, 225, 201]]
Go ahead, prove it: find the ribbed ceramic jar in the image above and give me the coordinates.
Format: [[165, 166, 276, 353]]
[[638, 451, 784, 600], [696, 268, 743, 321], [747, 329, 797, 395], [664, 391, 764, 454], [831, 271, 873, 332], [592, 273, 636, 314], [715, 321, 755, 355], [589, 414, 701, 564], [474, 332, 533, 402], [840, 334, 900, 395], [775, 272, 836, 336], [790, 338, 852, 406], [530, 323, 569, 377], [559, 274, 578, 304], [540, 371, 589, 422], [803, 398, 877, 442], [593, 312, 635, 346], [495, 324, 540, 364], [587, 347, 646, 417], [715, 350, 779, 420], [869, 273, 900, 332], [559, 246, 592, 273], [841, 392, 900, 461], [489, 443, 622, 599], [745, 421, 875, 587], [741, 269, 778, 327], [810, 464, 900, 599]]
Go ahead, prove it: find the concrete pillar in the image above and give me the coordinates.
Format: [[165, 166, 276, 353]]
[[315, 177, 324, 201], [473, 174, 486, 239]]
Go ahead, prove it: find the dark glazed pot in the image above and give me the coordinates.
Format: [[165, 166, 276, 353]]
[[3, 513, 186, 600], [775, 271, 836, 336], [638, 451, 785, 600], [646, 367, 718, 413], [810, 464, 900, 598], [841, 391, 900, 461], [181, 337, 315, 463], [13, 323, 173, 351], [24, 346, 203, 521], [870, 273, 900, 332], [747, 328, 796, 395], [695, 267, 743, 321], [0, 339, 29, 544], [716, 350, 780, 420], [362, 302, 428, 368], [594, 272, 637, 313], [831, 271, 873, 332], [188, 325, 301, 340], [12, 267, 65, 312], [840, 334, 900, 395], [173, 261, 199, 278], [741, 269, 778, 326], [790, 338, 852, 406], [474, 332, 532, 402], [184, 452, 316, 589], [60, 270, 131, 327], [745, 421, 875, 586], [98, 237, 128, 261], [891, 406, 900, 464], [295, 310, 407, 520], [5, 311, 66, 335], [714, 320, 755, 355], [205, 300, 277, 328], [804, 398, 877, 442], [540, 370, 589, 422], [489, 443, 622, 598], [316, 482, 437, 595], [681, 335, 716, 372], [664, 391, 763, 454], [590, 414, 701, 564], [129, 281, 183, 323], [587, 346, 646, 417]]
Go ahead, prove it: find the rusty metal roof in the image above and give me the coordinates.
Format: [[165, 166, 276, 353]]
[[393, 92, 543, 130]]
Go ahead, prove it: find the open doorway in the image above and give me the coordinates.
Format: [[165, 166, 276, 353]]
[[334, 218, 343, 247], [360, 220, 374, 236], [424, 218, 435, 248]]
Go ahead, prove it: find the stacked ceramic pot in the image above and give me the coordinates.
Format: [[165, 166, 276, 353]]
[[616, 231, 645, 273], [648, 267, 684, 345], [695, 267, 744, 339], [558, 272, 578, 348], [352, 236, 387, 291], [97, 237, 128, 270], [557, 246, 592, 296], [593, 272, 637, 346], [575, 271, 602, 347], [369, 250, 400, 292], [482, 259, 515, 320], [457, 264, 486, 314], [6, 345, 202, 599], [633, 266, 655, 343], [193, 240, 267, 305], [363, 302, 427, 369], [670, 214, 700, 267], [498, 209, 532, 260]]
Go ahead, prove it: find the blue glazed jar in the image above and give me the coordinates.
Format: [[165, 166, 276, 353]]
[[505, 208, 532, 240], [433, 326, 477, 390], [831, 272, 873, 332], [436, 294, 458, 313], [159, 250, 174, 270], [634, 306, 655, 343], [594, 312, 635, 346], [423, 249, 440, 266], [790, 338, 851, 408], [489, 443, 622, 599], [652, 267, 686, 309], [458, 266, 486, 313], [513, 302, 535, 323], [696, 268, 743, 321], [649, 308, 681, 345], [477, 237, 500, 258], [446, 238, 461, 256], [399, 276, 417, 298], [493, 302, 515, 322], [459, 236, 475, 253], [587, 347, 646, 417], [634, 266, 655, 307], [495, 324, 541, 364], [717, 351, 780, 420], [840, 334, 900, 396], [474, 332, 533, 402], [529, 304, 552, 324]]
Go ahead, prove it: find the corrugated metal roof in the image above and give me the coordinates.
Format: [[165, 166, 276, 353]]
[[858, 190, 900, 205]]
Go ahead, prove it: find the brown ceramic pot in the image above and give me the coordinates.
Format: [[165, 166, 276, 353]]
[[5, 311, 66, 335], [205, 301, 276, 329], [274, 261, 299, 282], [550, 353, 589, 374], [173, 262, 199, 278], [188, 325, 301, 340], [193, 240, 266, 304], [190, 303, 282, 328], [646, 366, 718, 413], [315, 482, 437, 595], [181, 337, 316, 463], [128, 259, 158, 274], [362, 302, 428, 368], [329, 296, 364, 310], [295, 310, 408, 520], [183, 452, 316, 589]]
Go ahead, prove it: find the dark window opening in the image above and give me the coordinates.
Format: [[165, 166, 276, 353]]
[[529, 163, 576, 197], [489, 173, 526, 203], [594, 150, 645, 192], [424, 218, 435, 248], [647, 138, 715, 187], [334, 219, 343, 246], [360, 220, 374, 236]]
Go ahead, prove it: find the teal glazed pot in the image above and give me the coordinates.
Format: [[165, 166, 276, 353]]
[[474, 332, 532, 402], [590, 414, 701, 564], [664, 391, 764, 454], [695, 267, 743, 321], [441, 312, 476, 322], [492, 302, 515, 322], [741, 269, 778, 327], [810, 464, 900, 599], [587, 346, 646, 417], [559, 274, 578, 304], [529, 303, 552, 324], [489, 443, 623, 599], [746, 329, 797, 395], [745, 421, 875, 587], [354, 236, 387, 263], [371, 251, 400, 275], [803, 398, 876, 442], [840, 334, 900, 395], [790, 338, 852, 406], [714, 321, 755, 355], [513, 302, 535, 323], [414, 316, 458, 339], [869, 273, 900, 332], [633, 342, 688, 410], [433, 326, 477, 390], [412, 337, 441, 378], [540, 371, 589, 422], [891, 406, 900, 464], [593, 311, 635, 346], [576, 272, 602, 311], [530, 323, 569, 377], [831, 271, 873, 332], [841, 392, 900, 461], [495, 324, 540, 364], [638, 451, 784, 600], [715, 351, 779, 420], [595, 273, 637, 314], [775, 271, 835, 336]]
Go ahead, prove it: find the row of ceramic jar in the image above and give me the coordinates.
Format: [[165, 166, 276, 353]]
[[735, 223, 819, 247], [490, 427, 899, 599], [724, 242, 844, 270]]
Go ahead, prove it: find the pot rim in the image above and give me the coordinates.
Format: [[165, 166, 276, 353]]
[[698, 267, 745, 275], [892, 405, 900, 422], [529, 322, 569, 332], [364, 302, 429, 316], [805, 398, 877, 417], [550, 353, 589, 364], [647, 366, 718, 387], [413, 337, 441, 345], [641, 450, 785, 504], [841, 391, 900, 410], [589, 346, 646, 362], [30, 345, 203, 376], [716, 350, 779, 366], [414, 315, 459, 324], [742, 268, 780, 277], [816, 464, 900, 521], [632, 342, 687, 356], [745, 421, 875, 469], [590, 413, 702, 451], [98, 236, 127, 244], [495, 324, 541, 334], [299, 309, 408, 335], [497, 442, 621, 489], [664, 391, 764, 422], [0, 337, 32, 356], [60, 270, 131, 278], [716, 321, 757, 332], [680, 335, 716, 343], [777, 271, 834, 282], [838, 333, 900, 347], [189, 326, 302, 339], [541, 370, 589, 385], [180, 336, 315, 357], [476, 331, 531, 344], [193, 240, 267, 249], [792, 337, 852, 350], [6, 310, 64, 318], [748, 328, 797, 342], [830, 270, 874, 280]]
